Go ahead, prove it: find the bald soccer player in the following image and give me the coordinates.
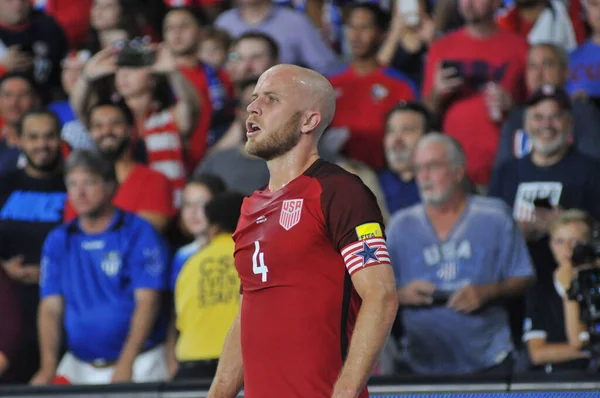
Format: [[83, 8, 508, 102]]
[[207, 65, 398, 398]]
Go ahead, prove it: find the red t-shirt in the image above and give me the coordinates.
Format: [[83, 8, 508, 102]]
[[233, 159, 390, 398], [328, 66, 417, 170], [423, 27, 528, 185], [64, 164, 175, 221]]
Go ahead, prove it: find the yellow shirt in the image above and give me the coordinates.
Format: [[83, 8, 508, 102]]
[[174, 233, 240, 361]]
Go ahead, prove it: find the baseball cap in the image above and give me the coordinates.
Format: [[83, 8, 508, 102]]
[[526, 84, 572, 110]]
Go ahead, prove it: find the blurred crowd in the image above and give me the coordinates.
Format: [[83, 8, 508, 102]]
[[1, 0, 600, 386]]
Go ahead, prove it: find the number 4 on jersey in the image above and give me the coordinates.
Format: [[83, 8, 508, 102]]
[[252, 241, 269, 282]]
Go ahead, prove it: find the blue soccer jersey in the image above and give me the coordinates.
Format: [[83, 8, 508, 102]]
[[40, 210, 169, 362]]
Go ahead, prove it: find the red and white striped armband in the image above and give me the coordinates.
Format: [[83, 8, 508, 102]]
[[340, 237, 391, 276]]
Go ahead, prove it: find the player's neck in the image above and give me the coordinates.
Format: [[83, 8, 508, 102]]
[[195, 233, 209, 248], [592, 31, 600, 45], [25, 164, 61, 179], [266, 148, 320, 192], [79, 206, 117, 235], [352, 57, 379, 76], [465, 19, 498, 39], [3, 125, 19, 146], [125, 93, 153, 119]]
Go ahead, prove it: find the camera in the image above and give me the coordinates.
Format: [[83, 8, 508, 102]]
[[567, 240, 600, 358], [116, 38, 155, 68]]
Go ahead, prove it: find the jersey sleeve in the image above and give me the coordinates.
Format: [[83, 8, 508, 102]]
[[40, 228, 64, 298], [321, 172, 390, 276], [128, 221, 170, 291]]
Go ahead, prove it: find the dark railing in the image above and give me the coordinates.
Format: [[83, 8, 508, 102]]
[[1, 373, 600, 398]]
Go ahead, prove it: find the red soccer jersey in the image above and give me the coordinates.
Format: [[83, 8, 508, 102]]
[[328, 66, 417, 170], [64, 164, 175, 221], [233, 159, 390, 398], [423, 27, 528, 185]]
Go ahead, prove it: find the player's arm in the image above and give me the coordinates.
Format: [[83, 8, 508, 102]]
[[332, 265, 398, 397], [208, 295, 244, 398]]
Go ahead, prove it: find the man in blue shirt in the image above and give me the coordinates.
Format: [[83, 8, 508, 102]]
[[387, 133, 534, 375], [378, 102, 430, 215], [31, 150, 170, 385]]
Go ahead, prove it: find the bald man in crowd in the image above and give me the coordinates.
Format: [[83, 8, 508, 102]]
[[207, 65, 398, 398]]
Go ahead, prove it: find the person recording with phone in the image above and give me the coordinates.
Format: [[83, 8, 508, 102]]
[[377, 0, 437, 89], [387, 133, 534, 375], [70, 37, 201, 208], [523, 209, 593, 373], [422, 0, 528, 189]]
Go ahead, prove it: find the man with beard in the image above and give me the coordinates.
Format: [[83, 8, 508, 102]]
[[378, 101, 432, 214], [327, 3, 417, 170], [163, 6, 234, 168], [386, 133, 534, 375], [423, 0, 528, 188], [0, 109, 67, 383], [207, 64, 398, 398], [489, 84, 600, 283], [64, 102, 174, 232], [195, 78, 269, 195]]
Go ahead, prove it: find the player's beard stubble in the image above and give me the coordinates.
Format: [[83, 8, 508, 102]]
[[245, 112, 302, 161]]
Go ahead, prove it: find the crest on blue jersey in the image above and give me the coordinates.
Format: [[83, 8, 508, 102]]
[[101, 251, 121, 276]]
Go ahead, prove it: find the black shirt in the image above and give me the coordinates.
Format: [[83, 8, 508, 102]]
[[523, 279, 590, 372], [0, 10, 68, 103], [0, 169, 66, 344]]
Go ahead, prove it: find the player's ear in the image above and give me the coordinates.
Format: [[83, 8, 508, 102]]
[[300, 111, 322, 135]]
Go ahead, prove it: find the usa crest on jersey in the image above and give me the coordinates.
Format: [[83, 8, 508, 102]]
[[279, 199, 303, 230]]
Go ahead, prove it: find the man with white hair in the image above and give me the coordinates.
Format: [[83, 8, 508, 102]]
[[387, 132, 534, 375]]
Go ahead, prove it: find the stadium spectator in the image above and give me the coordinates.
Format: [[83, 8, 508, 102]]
[[0, 109, 67, 384], [199, 27, 232, 70], [70, 38, 201, 207], [85, 0, 145, 54], [497, 0, 580, 51], [49, 50, 94, 150], [32, 150, 170, 385], [524, 209, 591, 373], [378, 102, 432, 214], [0, 0, 67, 103], [169, 173, 227, 291], [225, 32, 279, 86], [0, 266, 22, 383], [196, 79, 269, 195], [64, 102, 175, 231], [169, 191, 244, 380], [166, 173, 226, 376], [215, 0, 341, 75], [377, 0, 437, 89], [163, 0, 226, 22], [489, 84, 600, 284], [567, 0, 600, 106], [423, 0, 528, 188], [387, 133, 534, 375], [495, 44, 600, 168], [327, 3, 418, 170], [162, 7, 235, 166], [0, 73, 38, 176], [42, 0, 92, 48]]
